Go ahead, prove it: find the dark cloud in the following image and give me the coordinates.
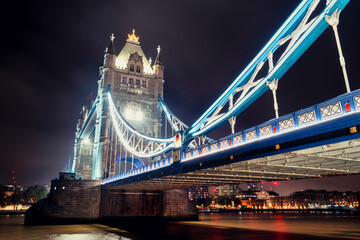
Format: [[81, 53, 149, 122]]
[[1, 0, 359, 191]]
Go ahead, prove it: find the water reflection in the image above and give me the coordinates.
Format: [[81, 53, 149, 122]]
[[0, 215, 134, 240], [188, 211, 360, 239], [1, 212, 360, 240], [45, 233, 130, 240]]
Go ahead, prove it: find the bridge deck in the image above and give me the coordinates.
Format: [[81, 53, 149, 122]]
[[105, 139, 360, 190], [103, 89, 360, 190]]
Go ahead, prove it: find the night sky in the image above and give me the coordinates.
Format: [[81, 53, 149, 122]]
[[1, 0, 360, 195]]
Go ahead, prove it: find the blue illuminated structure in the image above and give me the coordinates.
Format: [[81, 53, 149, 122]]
[[185, 0, 350, 141], [75, 0, 355, 183], [103, 89, 360, 186]]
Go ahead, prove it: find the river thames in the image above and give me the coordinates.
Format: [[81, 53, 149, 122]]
[[1, 212, 360, 239]]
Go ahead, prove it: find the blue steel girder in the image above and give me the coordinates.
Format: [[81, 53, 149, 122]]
[[158, 94, 188, 132], [158, 94, 214, 148], [184, 0, 350, 144], [102, 89, 360, 187]]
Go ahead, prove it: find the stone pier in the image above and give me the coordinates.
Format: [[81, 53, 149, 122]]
[[25, 179, 198, 225]]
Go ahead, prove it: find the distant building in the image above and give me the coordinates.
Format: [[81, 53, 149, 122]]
[[188, 187, 209, 201], [236, 189, 279, 209], [290, 189, 360, 209], [214, 184, 239, 197]]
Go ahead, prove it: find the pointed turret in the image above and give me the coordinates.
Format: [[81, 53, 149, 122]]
[[153, 45, 164, 98], [154, 45, 164, 80], [154, 45, 163, 66], [103, 33, 116, 68], [106, 33, 115, 54]]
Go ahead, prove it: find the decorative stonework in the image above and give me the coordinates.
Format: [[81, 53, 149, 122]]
[[354, 95, 360, 109], [220, 140, 228, 149], [74, 31, 164, 179], [279, 117, 294, 131], [245, 130, 256, 141], [298, 110, 316, 125], [128, 29, 139, 43], [210, 143, 218, 151], [259, 125, 271, 137], [320, 101, 342, 119], [233, 135, 242, 145], [202, 146, 209, 154]]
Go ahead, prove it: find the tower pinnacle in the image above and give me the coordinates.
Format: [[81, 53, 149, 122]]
[[127, 29, 139, 43], [110, 33, 115, 42], [155, 45, 162, 65], [106, 33, 115, 54]]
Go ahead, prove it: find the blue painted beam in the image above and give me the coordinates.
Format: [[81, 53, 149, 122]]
[[184, 0, 350, 142], [103, 89, 360, 187]]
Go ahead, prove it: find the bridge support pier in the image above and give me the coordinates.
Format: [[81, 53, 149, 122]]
[[25, 179, 198, 225]]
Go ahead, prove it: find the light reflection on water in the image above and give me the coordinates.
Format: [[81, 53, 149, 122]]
[[188, 211, 360, 239], [1, 212, 360, 240], [45, 233, 130, 240], [0, 215, 133, 240]]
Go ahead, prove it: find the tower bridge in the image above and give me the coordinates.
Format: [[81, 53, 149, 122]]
[[103, 89, 360, 190], [74, 0, 359, 188], [25, 0, 360, 225]]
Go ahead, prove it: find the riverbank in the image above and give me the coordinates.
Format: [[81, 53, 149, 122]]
[[0, 210, 27, 215]]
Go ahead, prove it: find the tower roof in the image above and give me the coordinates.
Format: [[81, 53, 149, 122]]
[[115, 30, 154, 74]]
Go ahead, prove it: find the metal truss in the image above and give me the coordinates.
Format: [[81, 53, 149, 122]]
[[108, 91, 175, 158], [158, 95, 213, 148], [186, 0, 350, 140], [159, 95, 188, 132], [105, 139, 360, 190]]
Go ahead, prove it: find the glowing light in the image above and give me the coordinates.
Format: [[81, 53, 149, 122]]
[[124, 107, 143, 121], [128, 29, 139, 42], [83, 138, 90, 144], [107, 92, 175, 158]]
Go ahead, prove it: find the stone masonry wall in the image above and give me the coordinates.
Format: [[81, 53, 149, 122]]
[[25, 180, 198, 225], [100, 189, 163, 217], [163, 189, 198, 219], [49, 179, 102, 219], [100, 188, 198, 220]]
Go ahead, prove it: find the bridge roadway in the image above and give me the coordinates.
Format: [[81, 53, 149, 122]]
[[102, 89, 360, 190]]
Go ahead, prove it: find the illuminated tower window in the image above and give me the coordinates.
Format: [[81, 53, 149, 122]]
[[130, 64, 134, 72]]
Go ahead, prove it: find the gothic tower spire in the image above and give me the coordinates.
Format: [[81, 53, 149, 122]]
[[154, 45, 164, 98], [103, 33, 116, 68], [107, 33, 115, 54], [154, 45, 163, 65]]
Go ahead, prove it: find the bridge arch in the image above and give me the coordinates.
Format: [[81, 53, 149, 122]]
[[115, 154, 146, 171]]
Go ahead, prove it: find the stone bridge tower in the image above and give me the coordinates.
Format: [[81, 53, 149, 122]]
[[73, 30, 164, 180]]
